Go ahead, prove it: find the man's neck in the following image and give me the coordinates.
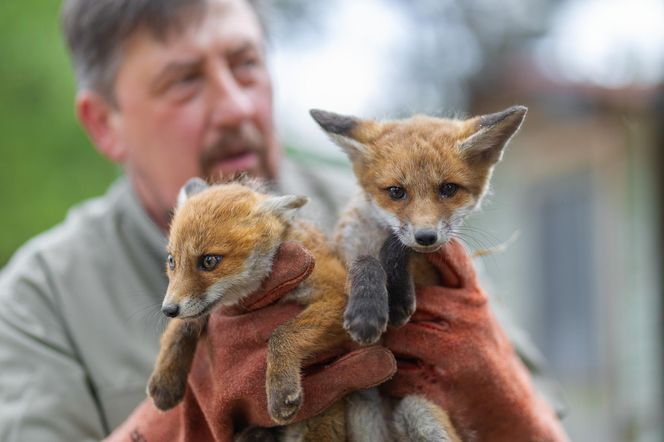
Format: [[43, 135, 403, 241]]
[[129, 174, 172, 233]]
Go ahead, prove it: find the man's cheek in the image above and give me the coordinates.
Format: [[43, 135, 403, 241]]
[[173, 156, 204, 187], [157, 100, 207, 147], [254, 91, 273, 127], [167, 128, 207, 175]]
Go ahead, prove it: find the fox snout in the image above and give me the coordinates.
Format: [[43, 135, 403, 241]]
[[160, 296, 211, 319], [397, 223, 453, 252], [414, 229, 438, 246], [162, 303, 180, 318], [161, 287, 211, 319]]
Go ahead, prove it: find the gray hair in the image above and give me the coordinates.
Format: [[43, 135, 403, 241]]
[[60, 0, 265, 104]]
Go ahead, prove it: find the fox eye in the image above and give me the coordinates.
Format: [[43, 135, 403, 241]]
[[387, 186, 407, 200], [439, 183, 459, 198], [167, 254, 175, 271], [199, 255, 222, 271]]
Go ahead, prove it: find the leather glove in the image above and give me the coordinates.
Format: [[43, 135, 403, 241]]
[[381, 239, 569, 442], [106, 242, 396, 442]]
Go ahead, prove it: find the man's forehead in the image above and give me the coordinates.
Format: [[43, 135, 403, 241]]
[[124, 0, 263, 61]]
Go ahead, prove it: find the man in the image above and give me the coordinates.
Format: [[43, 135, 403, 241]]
[[0, 0, 568, 440]]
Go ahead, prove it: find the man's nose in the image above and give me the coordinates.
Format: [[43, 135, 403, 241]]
[[209, 69, 255, 125]]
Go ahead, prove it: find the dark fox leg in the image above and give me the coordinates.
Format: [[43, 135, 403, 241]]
[[147, 317, 207, 410], [379, 232, 415, 326], [343, 255, 389, 345]]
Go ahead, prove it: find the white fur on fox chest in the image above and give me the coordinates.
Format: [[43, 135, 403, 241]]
[[335, 194, 392, 265]]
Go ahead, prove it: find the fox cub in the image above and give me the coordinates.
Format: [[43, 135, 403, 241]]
[[147, 179, 350, 440], [311, 105, 527, 441]]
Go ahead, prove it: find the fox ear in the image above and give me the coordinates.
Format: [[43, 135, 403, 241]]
[[258, 194, 309, 218], [460, 105, 527, 166], [177, 177, 209, 207], [310, 109, 375, 162]]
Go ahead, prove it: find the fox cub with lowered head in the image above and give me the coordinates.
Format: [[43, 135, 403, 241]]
[[311, 105, 527, 441], [147, 179, 350, 440]]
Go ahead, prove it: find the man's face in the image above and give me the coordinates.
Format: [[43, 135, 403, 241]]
[[104, 0, 277, 226]]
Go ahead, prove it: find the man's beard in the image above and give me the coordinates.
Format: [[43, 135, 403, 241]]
[[199, 123, 270, 182]]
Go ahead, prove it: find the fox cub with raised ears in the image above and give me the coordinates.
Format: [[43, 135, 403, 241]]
[[311, 105, 527, 440], [147, 179, 351, 440]]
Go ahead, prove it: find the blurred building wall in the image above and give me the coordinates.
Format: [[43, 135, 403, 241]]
[[468, 71, 663, 440]]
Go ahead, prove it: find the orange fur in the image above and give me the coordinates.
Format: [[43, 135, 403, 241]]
[[348, 115, 496, 240], [312, 106, 528, 442], [147, 181, 351, 441]]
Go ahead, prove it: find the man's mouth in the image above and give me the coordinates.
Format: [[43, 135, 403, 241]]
[[208, 150, 259, 176]]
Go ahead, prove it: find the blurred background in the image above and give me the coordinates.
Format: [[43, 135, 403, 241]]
[[1, 0, 662, 439]]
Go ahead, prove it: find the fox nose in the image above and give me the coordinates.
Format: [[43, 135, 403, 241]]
[[415, 230, 438, 246], [162, 304, 180, 318]]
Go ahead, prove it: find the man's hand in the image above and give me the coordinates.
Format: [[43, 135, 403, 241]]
[[381, 239, 569, 442], [106, 242, 396, 442]]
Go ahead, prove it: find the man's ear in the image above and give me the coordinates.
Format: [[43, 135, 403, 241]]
[[309, 109, 378, 163], [460, 105, 527, 166], [258, 194, 309, 218], [177, 177, 209, 207], [76, 90, 127, 163]]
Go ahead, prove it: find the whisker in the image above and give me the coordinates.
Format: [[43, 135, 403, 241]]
[[454, 225, 503, 248], [452, 226, 519, 272], [450, 230, 500, 268], [125, 298, 169, 338], [128, 301, 164, 321], [452, 226, 493, 248]]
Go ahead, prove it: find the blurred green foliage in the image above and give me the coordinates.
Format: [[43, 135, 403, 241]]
[[0, 1, 119, 267]]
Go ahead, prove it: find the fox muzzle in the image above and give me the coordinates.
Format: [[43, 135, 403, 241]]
[[162, 303, 180, 318], [414, 229, 438, 246]]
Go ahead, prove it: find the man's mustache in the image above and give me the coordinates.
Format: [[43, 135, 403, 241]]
[[200, 125, 266, 171]]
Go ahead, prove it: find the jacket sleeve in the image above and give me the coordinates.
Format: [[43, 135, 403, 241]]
[[0, 255, 107, 442]]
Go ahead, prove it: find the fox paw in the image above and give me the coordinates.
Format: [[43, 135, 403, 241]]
[[343, 298, 389, 345], [345, 256, 390, 345], [267, 378, 303, 424], [147, 372, 186, 411]]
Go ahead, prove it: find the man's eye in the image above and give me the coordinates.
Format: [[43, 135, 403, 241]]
[[167, 254, 175, 271], [232, 57, 262, 83], [198, 255, 222, 271], [177, 71, 201, 85], [439, 183, 459, 198], [387, 186, 407, 200], [239, 56, 258, 69]]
